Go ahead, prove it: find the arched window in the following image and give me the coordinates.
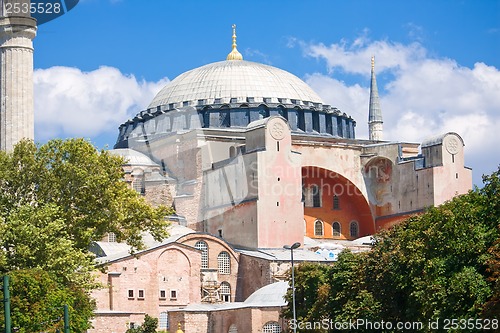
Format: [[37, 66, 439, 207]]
[[159, 311, 168, 330], [218, 251, 230, 274], [132, 176, 145, 195], [195, 241, 209, 269], [220, 281, 231, 302], [262, 321, 282, 333], [350, 221, 359, 238], [332, 222, 341, 237], [228, 324, 238, 333], [333, 195, 340, 210], [314, 220, 324, 236]]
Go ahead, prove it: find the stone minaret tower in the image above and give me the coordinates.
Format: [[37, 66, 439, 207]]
[[0, 0, 37, 151], [368, 56, 383, 141]]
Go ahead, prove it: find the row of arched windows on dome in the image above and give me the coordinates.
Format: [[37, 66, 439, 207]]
[[314, 220, 359, 239], [194, 240, 231, 274], [198, 106, 355, 138]]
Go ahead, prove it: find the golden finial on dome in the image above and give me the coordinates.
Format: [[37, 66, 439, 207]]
[[226, 24, 243, 61]]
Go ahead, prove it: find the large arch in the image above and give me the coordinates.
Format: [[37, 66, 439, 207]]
[[302, 166, 375, 239]]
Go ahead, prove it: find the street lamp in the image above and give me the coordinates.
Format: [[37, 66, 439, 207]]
[[283, 242, 301, 333]]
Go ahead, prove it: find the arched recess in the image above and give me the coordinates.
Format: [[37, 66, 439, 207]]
[[302, 166, 375, 239]]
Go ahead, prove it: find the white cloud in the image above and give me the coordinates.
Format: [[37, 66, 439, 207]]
[[302, 39, 500, 185], [34, 66, 169, 140]]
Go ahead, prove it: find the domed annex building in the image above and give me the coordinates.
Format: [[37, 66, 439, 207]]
[[84, 26, 474, 333]]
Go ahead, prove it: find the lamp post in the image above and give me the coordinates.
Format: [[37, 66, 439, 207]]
[[283, 242, 300, 333]]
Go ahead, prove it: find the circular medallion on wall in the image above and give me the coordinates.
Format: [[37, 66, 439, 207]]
[[270, 121, 286, 140], [445, 136, 460, 155]]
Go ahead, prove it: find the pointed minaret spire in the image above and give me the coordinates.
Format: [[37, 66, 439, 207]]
[[368, 56, 383, 141], [226, 24, 243, 61]]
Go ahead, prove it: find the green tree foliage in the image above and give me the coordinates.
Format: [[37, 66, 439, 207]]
[[125, 314, 159, 333], [0, 269, 95, 333], [0, 139, 173, 331], [284, 166, 500, 332]]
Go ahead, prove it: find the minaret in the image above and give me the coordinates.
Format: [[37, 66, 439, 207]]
[[368, 56, 383, 141], [0, 0, 37, 151], [226, 24, 243, 61]]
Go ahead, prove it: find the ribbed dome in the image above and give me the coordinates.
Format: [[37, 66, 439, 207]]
[[148, 60, 324, 109]]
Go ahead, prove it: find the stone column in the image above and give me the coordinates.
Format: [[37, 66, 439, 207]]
[[0, 0, 36, 151]]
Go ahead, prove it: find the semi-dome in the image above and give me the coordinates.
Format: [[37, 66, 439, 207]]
[[148, 60, 324, 109]]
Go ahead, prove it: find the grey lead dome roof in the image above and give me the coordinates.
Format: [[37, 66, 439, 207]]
[[148, 60, 324, 109]]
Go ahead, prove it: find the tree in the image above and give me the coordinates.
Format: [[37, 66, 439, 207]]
[[0, 269, 95, 333], [125, 314, 159, 333], [284, 167, 500, 332], [0, 139, 173, 331]]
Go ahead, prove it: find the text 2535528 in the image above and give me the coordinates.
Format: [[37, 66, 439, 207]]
[[4, 2, 61, 15]]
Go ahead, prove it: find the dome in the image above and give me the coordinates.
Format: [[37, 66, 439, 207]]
[[148, 60, 324, 109], [108, 148, 159, 166]]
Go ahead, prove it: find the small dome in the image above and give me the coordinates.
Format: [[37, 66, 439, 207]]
[[108, 148, 159, 166], [148, 60, 324, 109], [244, 281, 288, 307]]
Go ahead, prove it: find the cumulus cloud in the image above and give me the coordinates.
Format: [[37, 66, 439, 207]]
[[301, 39, 500, 185], [34, 66, 169, 140]]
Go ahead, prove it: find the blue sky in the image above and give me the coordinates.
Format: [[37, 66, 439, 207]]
[[32, 0, 499, 186]]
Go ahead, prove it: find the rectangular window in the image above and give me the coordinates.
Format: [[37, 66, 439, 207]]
[[128, 289, 134, 299], [159, 290, 166, 299], [170, 290, 177, 300], [333, 195, 340, 210], [138, 289, 145, 299]]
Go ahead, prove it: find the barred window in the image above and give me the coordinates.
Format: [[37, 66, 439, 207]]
[[107, 232, 116, 242], [262, 321, 282, 333], [220, 281, 231, 302], [312, 185, 321, 207], [350, 221, 359, 238], [132, 177, 145, 195], [314, 220, 324, 236], [228, 324, 238, 333], [218, 251, 231, 274], [159, 312, 169, 330], [195, 241, 209, 269], [332, 222, 341, 237], [333, 195, 340, 210]]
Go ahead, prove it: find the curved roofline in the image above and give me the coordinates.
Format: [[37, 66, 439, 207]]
[[421, 132, 465, 148], [148, 59, 324, 110]]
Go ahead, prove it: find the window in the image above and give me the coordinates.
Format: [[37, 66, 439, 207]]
[[170, 290, 177, 300], [312, 185, 321, 207], [132, 177, 145, 195], [107, 232, 116, 242], [127, 289, 134, 299], [228, 324, 238, 333], [159, 289, 166, 299], [314, 220, 324, 236], [262, 321, 282, 333], [159, 312, 169, 330], [219, 110, 230, 127], [195, 241, 209, 269], [333, 195, 340, 210], [218, 251, 231, 274], [138, 289, 144, 299], [350, 221, 359, 238], [332, 222, 341, 237], [304, 185, 321, 208], [220, 281, 231, 302]]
